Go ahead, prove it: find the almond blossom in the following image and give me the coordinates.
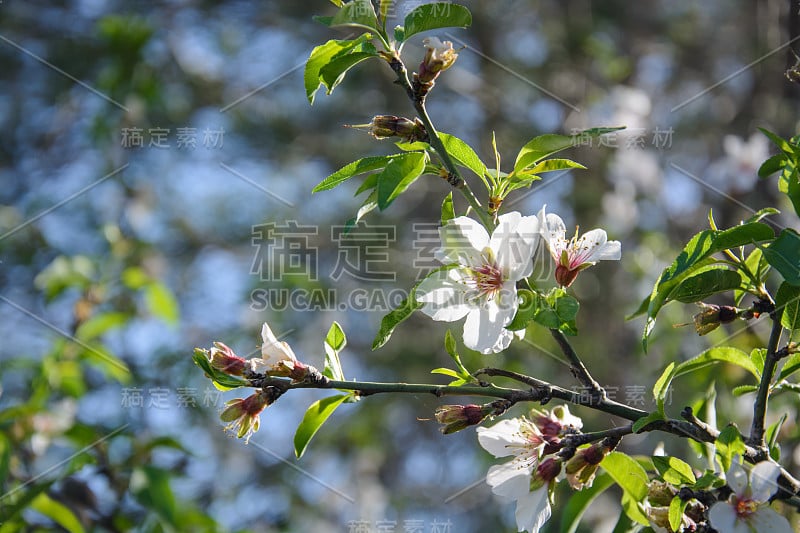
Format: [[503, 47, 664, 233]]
[[249, 322, 306, 378], [708, 460, 792, 533], [538, 205, 621, 287], [415, 212, 540, 353]]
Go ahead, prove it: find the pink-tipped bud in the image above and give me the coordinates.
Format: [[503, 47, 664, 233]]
[[555, 264, 580, 288], [209, 342, 246, 376], [220, 390, 271, 443], [565, 442, 611, 490], [435, 404, 491, 434], [530, 457, 562, 491]]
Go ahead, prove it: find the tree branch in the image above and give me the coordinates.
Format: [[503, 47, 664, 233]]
[[550, 328, 606, 401], [749, 316, 784, 448]]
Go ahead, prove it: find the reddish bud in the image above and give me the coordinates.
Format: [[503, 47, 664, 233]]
[[554, 264, 580, 287], [209, 342, 246, 376]]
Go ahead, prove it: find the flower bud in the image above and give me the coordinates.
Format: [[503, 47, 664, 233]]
[[554, 264, 580, 288], [532, 405, 583, 449], [530, 457, 562, 491], [435, 404, 491, 434], [418, 37, 458, 83], [208, 342, 246, 376], [647, 480, 678, 507], [564, 441, 611, 490], [220, 390, 271, 443], [674, 303, 742, 336], [356, 115, 427, 142]]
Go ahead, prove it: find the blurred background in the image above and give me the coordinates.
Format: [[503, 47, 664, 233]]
[[2, 0, 800, 531]]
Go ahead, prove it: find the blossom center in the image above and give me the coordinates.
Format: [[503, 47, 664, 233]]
[[470, 262, 504, 298], [734, 496, 758, 518]]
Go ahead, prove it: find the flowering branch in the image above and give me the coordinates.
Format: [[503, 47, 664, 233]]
[[549, 328, 605, 399]]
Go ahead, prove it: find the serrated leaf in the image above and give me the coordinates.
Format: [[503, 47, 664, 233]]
[[758, 153, 786, 178], [514, 127, 625, 172], [329, 0, 380, 32], [642, 222, 775, 349], [441, 192, 455, 224], [764, 231, 800, 286], [750, 348, 766, 378], [600, 452, 649, 501], [759, 127, 796, 156], [507, 289, 537, 330], [670, 269, 743, 303], [313, 155, 395, 192], [372, 291, 422, 349], [376, 152, 426, 209], [632, 411, 665, 433], [778, 352, 800, 381], [323, 322, 346, 381], [294, 394, 350, 458], [732, 384, 759, 396], [438, 132, 486, 178], [560, 473, 614, 533], [554, 294, 580, 321], [305, 35, 371, 104], [527, 158, 587, 174], [403, 3, 472, 39], [669, 496, 689, 532], [653, 456, 696, 485], [715, 425, 745, 472], [319, 48, 378, 95]]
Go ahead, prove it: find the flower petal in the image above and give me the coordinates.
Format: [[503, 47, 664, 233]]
[[416, 268, 473, 322], [486, 463, 533, 499], [261, 323, 297, 363], [477, 419, 524, 457], [749, 461, 782, 503], [491, 212, 540, 280], [748, 507, 793, 533], [727, 461, 749, 496], [463, 299, 515, 354], [708, 502, 738, 533], [435, 216, 489, 267], [514, 486, 551, 533]]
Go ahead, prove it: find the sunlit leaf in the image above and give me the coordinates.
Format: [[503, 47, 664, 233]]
[[403, 3, 472, 39], [294, 394, 351, 458]]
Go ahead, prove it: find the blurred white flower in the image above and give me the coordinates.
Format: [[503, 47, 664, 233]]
[[708, 133, 770, 193], [708, 460, 792, 533]]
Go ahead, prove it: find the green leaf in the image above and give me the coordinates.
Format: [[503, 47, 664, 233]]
[[30, 493, 85, 533], [526, 158, 587, 174], [329, 0, 380, 33], [778, 352, 800, 381], [373, 291, 422, 349], [600, 452, 649, 501], [305, 35, 372, 104], [620, 488, 650, 526], [507, 289, 537, 330], [776, 282, 800, 333], [733, 384, 759, 396], [294, 394, 351, 458], [715, 426, 746, 472], [130, 467, 177, 526], [344, 189, 380, 232], [669, 496, 689, 532], [763, 230, 800, 286], [758, 153, 786, 178], [144, 282, 179, 325], [554, 294, 580, 321], [438, 132, 487, 178], [632, 411, 665, 433], [559, 473, 614, 533], [670, 269, 743, 303], [313, 155, 395, 192], [379, 0, 392, 22], [766, 413, 787, 461], [514, 127, 625, 172], [323, 322, 346, 381], [652, 456, 696, 485], [653, 348, 757, 410], [441, 192, 455, 224], [376, 152, 427, 209], [431, 367, 461, 378], [642, 222, 775, 349], [759, 127, 796, 155], [121, 265, 150, 289], [318, 48, 378, 95], [750, 348, 766, 379], [79, 342, 131, 384], [74, 312, 129, 341], [192, 348, 247, 390], [403, 3, 472, 39]]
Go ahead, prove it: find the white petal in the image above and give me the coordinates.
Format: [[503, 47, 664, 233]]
[[708, 502, 738, 533], [261, 323, 297, 363], [435, 216, 489, 267], [514, 486, 551, 533], [492, 213, 540, 280], [727, 461, 749, 496], [477, 419, 524, 457], [463, 300, 515, 354], [552, 404, 583, 430], [591, 239, 621, 262], [749, 507, 794, 533], [416, 269, 472, 322], [749, 461, 782, 503], [486, 463, 532, 498], [570, 228, 609, 266]]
